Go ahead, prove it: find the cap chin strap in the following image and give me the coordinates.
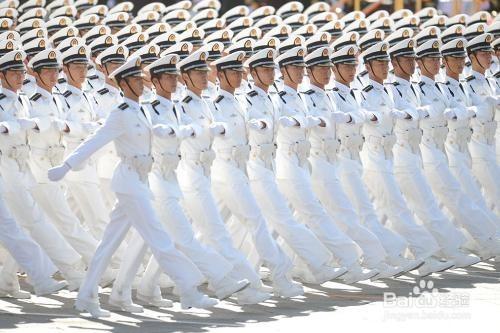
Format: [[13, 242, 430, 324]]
[[284, 66, 299, 86], [472, 52, 488, 71], [334, 64, 348, 84], [443, 57, 460, 77], [155, 75, 171, 95], [222, 70, 237, 90], [367, 62, 383, 82], [419, 58, 434, 78], [35, 70, 49, 90], [2, 71, 15, 91], [395, 57, 412, 78], [185, 71, 204, 91], [66, 64, 76, 86], [123, 77, 140, 99]]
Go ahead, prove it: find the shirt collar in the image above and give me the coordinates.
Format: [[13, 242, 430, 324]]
[[1, 87, 17, 99], [471, 70, 485, 80], [66, 84, 82, 96], [156, 94, 172, 107], [333, 81, 350, 94], [394, 76, 411, 87], [186, 89, 203, 102], [219, 88, 235, 99], [35, 85, 52, 99], [283, 84, 298, 95], [124, 97, 140, 110], [370, 79, 385, 90], [446, 76, 460, 86], [253, 85, 268, 96], [309, 83, 325, 95], [105, 83, 121, 95], [420, 75, 435, 86]]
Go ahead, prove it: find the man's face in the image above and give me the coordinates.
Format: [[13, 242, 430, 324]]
[[309, 65, 331, 85], [103, 62, 123, 76], [474, 50, 493, 69], [2, 69, 25, 91], [420, 56, 441, 76], [283, 64, 304, 84], [65, 62, 88, 85], [335, 63, 357, 83], [368, 59, 390, 80], [124, 75, 144, 96], [222, 69, 243, 88], [158, 72, 178, 92], [184, 69, 209, 90], [393, 56, 416, 76], [38, 67, 60, 88], [252, 66, 275, 86], [444, 56, 466, 75]]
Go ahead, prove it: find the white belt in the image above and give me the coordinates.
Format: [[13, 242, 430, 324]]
[[366, 134, 396, 159], [183, 149, 216, 175], [153, 151, 180, 178], [278, 140, 311, 166], [395, 128, 422, 154], [2, 144, 30, 171], [250, 143, 276, 168], [472, 120, 496, 145], [338, 133, 364, 160], [310, 138, 339, 163], [216, 144, 250, 166], [31, 144, 66, 167], [119, 154, 154, 182]]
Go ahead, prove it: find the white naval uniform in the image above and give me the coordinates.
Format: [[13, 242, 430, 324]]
[[301, 84, 388, 269], [84, 68, 105, 94], [111, 95, 234, 302], [27, 86, 99, 265], [175, 89, 262, 288], [58, 85, 110, 241], [244, 86, 333, 278], [94, 83, 123, 209], [439, 77, 499, 229], [21, 73, 37, 97], [65, 98, 204, 301], [386, 77, 468, 256], [492, 70, 500, 165], [0, 88, 85, 282], [329, 81, 409, 262], [464, 71, 500, 215], [211, 89, 292, 282], [0, 175, 56, 293], [360, 79, 440, 261], [275, 85, 361, 269], [417, 75, 498, 248]]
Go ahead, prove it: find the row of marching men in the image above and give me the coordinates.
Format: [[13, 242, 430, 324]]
[[0, 1, 498, 320]]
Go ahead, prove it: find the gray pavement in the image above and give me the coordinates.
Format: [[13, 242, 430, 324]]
[[1, 260, 500, 332]]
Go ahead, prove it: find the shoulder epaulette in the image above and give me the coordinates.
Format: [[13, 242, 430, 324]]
[[359, 70, 368, 76], [182, 95, 192, 104], [465, 75, 475, 82], [23, 79, 30, 85], [389, 81, 400, 86], [97, 88, 109, 95], [362, 85, 373, 93], [30, 93, 41, 101], [118, 102, 129, 110], [303, 89, 314, 95], [331, 87, 339, 91], [278, 91, 286, 97], [494, 71, 500, 79], [214, 95, 224, 103], [88, 74, 98, 80], [58, 78, 66, 84], [247, 90, 257, 97], [151, 100, 160, 107], [418, 81, 425, 87], [63, 90, 72, 98], [0, 93, 5, 100]]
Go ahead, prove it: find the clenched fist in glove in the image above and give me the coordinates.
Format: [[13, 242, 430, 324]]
[[48, 163, 71, 182], [332, 112, 351, 123], [278, 116, 297, 127], [209, 122, 226, 136], [18, 118, 36, 130], [177, 126, 194, 139], [153, 124, 174, 137], [443, 108, 456, 120], [248, 118, 265, 130], [390, 110, 408, 119]]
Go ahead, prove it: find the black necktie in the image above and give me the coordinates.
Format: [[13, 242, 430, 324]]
[[459, 82, 465, 94], [350, 89, 356, 100], [140, 106, 146, 118], [410, 84, 417, 97], [383, 87, 388, 94]]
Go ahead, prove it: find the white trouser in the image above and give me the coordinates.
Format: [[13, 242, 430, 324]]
[[0, 193, 55, 288], [337, 156, 408, 260], [421, 144, 497, 245], [211, 160, 292, 281], [176, 160, 262, 288], [276, 168, 361, 268], [469, 147, 500, 216], [2, 177, 83, 275], [78, 192, 204, 301], [393, 145, 467, 256], [30, 182, 99, 265], [446, 145, 500, 233], [310, 156, 387, 268], [248, 161, 332, 272], [112, 174, 233, 299], [99, 178, 116, 211], [361, 150, 440, 260]]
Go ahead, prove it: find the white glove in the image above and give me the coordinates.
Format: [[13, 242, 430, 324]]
[[443, 108, 456, 120], [391, 110, 408, 119], [17, 118, 36, 130], [0, 124, 7, 133], [306, 115, 322, 128], [177, 126, 194, 139], [48, 163, 71, 182], [279, 116, 296, 127], [209, 122, 226, 136], [83, 122, 100, 133], [485, 95, 498, 106], [248, 118, 264, 130], [52, 119, 68, 132], [417, 107, 429, 119], [153, 124, 174, 137], [466, 106, 477, 118], [332, 112, 351, 123]]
